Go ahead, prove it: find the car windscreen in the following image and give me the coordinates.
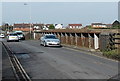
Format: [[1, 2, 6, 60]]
[[16, 33, 23, 35], [45, 35, 57, 39], [9, 34, 18, 36]]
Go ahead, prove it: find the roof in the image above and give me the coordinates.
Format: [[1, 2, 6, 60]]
[[14, 23, 30, 28], [14, 23, 44, 30], [92, 23, 102, 25], [69, 24, 82, 26], [55, 24, 63, 26], [33, 24, 44, 26], [92, 23, 106, 25], [45, 24, 53, 26]]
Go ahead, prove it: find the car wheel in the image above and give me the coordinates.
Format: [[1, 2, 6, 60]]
[[40, 41, 42, 45], [23, 38, 25, 40], [40, 43, 42, 46]]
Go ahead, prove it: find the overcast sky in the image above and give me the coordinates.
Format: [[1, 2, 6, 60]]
[[1, 1, 119, 26]]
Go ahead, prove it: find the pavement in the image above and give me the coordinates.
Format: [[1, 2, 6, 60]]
[[62, 44, 102, 55], [0, 42, 2, 81], [1, 41, 16, 81]]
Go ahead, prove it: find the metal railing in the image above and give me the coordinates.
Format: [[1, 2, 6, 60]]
[[2, 42, 32, 81]]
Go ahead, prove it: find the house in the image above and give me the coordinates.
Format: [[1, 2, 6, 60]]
[[54, 24, 63, 29], [68, 24, 82, 29], [13, 23, 32, 31], [13, 23, 43, 32], [106, 24, 112, 28], [43, 24, 63, 30], [91, 23, 106, 28], [91, 23, 112, 28], [43, 24, 52, 30], [33, 24, 44, 30]]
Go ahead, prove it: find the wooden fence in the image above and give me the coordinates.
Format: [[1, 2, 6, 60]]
[[33, 29, 120, 51]]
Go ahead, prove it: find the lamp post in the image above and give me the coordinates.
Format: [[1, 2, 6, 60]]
[[24, 2, 32, 39], [29, 3, 32, 39]]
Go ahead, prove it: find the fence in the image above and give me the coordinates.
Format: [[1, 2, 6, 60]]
[[33, 29, 120, 51]]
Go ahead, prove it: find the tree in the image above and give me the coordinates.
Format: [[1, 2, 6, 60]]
[[49, 24, 55, 29], [2, 23, 9, 31], [9, 25, 13, 31], [112, 20, 120, 29]]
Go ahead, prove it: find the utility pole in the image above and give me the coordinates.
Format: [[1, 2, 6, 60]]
[[24, 1, 32, 39]]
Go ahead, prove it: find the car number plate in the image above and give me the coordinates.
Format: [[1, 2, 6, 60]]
[[11, 37, 15, 38]]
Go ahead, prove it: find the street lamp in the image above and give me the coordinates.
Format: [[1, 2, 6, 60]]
[[24, 2, 32, 39]]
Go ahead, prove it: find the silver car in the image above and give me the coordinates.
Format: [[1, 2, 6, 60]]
[[40, 34, 61, 47], [7, 33, 19, 42]]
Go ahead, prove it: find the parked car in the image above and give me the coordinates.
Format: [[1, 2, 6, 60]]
[[14, 31, 25, 40], [40, 34, 61, 47], [7, 33, 19, 42], [0, 33, 5, 38]]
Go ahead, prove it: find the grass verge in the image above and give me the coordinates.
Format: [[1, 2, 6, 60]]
[[103, 49, 120, 61]]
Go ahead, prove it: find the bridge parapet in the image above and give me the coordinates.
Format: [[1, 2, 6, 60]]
[[34, 29, 120, 51]]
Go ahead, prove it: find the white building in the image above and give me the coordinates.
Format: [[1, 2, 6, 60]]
[[54, 24, 63, 29], [43, 25, 49, 30]]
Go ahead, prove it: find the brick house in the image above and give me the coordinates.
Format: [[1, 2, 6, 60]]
[[13, 23, 31, 31], [68, 24, 82, 29], [13, 23, 44, 32]]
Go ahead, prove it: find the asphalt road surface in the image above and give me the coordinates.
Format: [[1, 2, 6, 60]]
[[3, 40, 119, 80]]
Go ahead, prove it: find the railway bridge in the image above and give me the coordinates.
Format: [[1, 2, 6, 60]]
[[33, 29, 120, 51]]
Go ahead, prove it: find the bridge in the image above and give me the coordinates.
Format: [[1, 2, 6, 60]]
[[33, 29, 120, 51]]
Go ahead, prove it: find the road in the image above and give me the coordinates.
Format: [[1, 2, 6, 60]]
[[2, 40, 119, 80]]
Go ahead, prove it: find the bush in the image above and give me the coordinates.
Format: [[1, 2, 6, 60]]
[[49, 24, 55, 29], [103, 49, 120, 61]]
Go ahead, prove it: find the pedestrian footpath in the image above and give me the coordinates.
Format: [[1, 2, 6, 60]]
[[2, 42, 16, 81]]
